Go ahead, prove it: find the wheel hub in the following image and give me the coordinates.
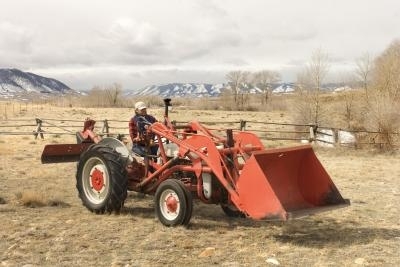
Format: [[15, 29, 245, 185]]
[[165, 194, 178, 213], [91, 168, 104, 191]]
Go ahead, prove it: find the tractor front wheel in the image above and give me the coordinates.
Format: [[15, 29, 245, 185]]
[[155, 179, 193, 226], [76, 145, 127, 214]]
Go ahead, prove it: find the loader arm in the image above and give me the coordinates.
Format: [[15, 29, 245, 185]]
[[150, 122, 242, 204], [151, 122, 350, 221]]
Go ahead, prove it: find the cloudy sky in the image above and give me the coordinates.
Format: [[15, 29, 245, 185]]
[[1, 0, 399, 91]]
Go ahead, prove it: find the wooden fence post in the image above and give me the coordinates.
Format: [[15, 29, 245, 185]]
[[34, 118, 44, 139], [102, 119, 110, 137], [333, 129, 339, 147], [309, 124, 318, 143], [240, 120, 247, 131]]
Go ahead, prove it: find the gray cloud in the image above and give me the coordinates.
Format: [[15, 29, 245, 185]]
[[104, 18, 166, 55], [0, 22, 34, 53], [268, 29, 318, 42], [1, 0, 400, 90], [0, 22, 36, 68]]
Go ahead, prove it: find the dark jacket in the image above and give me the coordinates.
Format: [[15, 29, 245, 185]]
[[129, 114, 157, 145]]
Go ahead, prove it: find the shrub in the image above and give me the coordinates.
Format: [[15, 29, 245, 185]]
[[16, 190, 47, 207], [15, 190, 70, 208]]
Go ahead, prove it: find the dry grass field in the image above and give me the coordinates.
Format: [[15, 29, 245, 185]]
[[0, 104, 399, 266]]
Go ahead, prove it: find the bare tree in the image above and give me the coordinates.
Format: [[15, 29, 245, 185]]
[[252, 70, 281, 105], [372, 40, 400, 100], [296, 48, 330, 125], [337, 72, 359, 129], [105, 83, 123, 106], [365, 40, 400, 149], [355, 52, 372, 96], [86, 85, 104, 107], [344, 91, 357, 128], [84, 83, 123, 107], [226, 71, 248, 105]]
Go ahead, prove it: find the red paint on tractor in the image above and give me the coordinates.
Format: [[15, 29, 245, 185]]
[[166, 194, 178, 213], [91, 168, 104, 191], [40, 98, 350, 226]]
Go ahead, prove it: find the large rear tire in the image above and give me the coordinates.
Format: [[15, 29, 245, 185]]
[[155, 179, 193, 226], [76, 145, 127, 214]]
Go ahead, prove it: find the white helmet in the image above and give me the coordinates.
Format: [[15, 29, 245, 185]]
[[134, 101, 147, 111]]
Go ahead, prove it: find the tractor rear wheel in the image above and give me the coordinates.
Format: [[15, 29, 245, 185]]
[[155, 179, 193, 226], [76, 145, 127, 214]]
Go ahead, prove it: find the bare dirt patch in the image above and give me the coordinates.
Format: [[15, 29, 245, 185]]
[[1, 106, 399, 266]]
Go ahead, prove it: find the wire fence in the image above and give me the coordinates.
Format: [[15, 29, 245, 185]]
[[0, 117, 399, 150]]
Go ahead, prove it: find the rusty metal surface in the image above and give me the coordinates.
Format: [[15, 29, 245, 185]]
[[41, 143, 93, 163], [235, 145, 349, 220]]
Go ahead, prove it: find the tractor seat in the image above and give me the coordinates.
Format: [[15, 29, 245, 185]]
[[76, 132, 94, 144]]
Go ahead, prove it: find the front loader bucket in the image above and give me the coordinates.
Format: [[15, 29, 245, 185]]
[[235, 145, 349, 220]]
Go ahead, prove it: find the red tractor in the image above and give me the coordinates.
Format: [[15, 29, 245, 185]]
[[41, 99, 349, 226]]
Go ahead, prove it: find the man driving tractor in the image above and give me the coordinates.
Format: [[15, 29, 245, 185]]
[[129, 101, 158, 156]]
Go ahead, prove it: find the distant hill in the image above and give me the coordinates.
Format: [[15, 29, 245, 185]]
[[0, 68, 76, 99], [124, 83, 226, 98], [124, 82, 298, 98], [0, 69, 352, 100]]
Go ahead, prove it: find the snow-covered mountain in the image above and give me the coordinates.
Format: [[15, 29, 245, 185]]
[[125, 82, 299, 97], [272, 83, 296, 93], [125, 83, 226, 98], [0, 68, 75, 99]]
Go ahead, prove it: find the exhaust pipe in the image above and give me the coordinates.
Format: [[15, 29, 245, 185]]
[[163, 98, 172, 120]]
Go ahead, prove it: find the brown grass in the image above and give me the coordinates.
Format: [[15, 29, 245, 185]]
[[16, 190, 47, 208], [15, 191, 69, 208], [0, 101, 399, 266]]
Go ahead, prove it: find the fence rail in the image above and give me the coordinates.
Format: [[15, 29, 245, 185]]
[[0, 117, 399, 149]]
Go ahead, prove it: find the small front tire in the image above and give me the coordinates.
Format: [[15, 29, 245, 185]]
[[155, 179, 193, 226]]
